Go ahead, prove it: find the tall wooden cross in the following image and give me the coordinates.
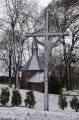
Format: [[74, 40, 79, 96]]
[[26, 10, 69, 111]]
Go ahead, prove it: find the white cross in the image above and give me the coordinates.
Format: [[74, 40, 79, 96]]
[[26, 10, 69, 111]]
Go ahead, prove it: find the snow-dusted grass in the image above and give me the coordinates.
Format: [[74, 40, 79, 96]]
[[0, 84, 79, 120]]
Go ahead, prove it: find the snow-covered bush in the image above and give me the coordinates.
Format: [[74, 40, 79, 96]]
[[11, 90, 22, 106], [24, 90, 36, 108], [0, 87, 10, 106], [58, 94, 67, 110], [70, 96, 79, 112]]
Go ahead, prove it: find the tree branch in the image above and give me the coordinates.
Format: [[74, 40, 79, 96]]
[[34, 37, 44, 46]]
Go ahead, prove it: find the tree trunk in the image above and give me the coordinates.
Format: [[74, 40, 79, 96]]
[[62, 37, 69, 90], [9, 50, 12, 87]]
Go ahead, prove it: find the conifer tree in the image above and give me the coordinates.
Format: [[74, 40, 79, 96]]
[[58, 94, 67, 110], [70, 96, 79, 112], [0, 88, 10, 106], [24, 90, 36, 108], [11, 90, 22, 106]]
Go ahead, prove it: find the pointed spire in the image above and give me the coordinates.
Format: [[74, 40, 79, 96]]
[[32, 38, 38, 55]]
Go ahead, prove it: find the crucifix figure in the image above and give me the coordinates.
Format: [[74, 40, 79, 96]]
[[26, 10, 69, 111]]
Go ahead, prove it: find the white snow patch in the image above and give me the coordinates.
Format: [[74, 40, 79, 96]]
[[0, 84, 79, 120]]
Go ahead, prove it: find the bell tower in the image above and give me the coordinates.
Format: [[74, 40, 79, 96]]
[[32, 38, 38, 56]]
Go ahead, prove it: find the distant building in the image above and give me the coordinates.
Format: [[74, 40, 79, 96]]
[[20, 38, 55, 91]]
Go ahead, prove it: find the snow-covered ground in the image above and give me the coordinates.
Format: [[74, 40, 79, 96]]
[[0, 84, 79, 120]]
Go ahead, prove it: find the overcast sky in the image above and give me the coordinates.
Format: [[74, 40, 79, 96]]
[[0, 0, 52, 18], [39, 0, 51, 7]]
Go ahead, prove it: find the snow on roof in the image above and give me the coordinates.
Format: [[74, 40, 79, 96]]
[[29, 71, 53, 83], [21, 56, 44, 71], [29, 72, 44, 83], [28, 55, 40, 70]]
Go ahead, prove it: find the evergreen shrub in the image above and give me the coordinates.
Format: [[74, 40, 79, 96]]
[[24, 90, 36, 108], [11, 90, 22, 106], [70, 96, 79, 112], [42, 77, 62, 94], [0, 88, 10, 106], [0, 76, 9, 84], [58, 94, 67, 110]]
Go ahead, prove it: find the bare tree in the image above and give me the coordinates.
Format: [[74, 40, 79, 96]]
[[39, 0, 79, 90], [0, 0, 39, 89]]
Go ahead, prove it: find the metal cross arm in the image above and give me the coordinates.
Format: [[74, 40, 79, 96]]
[[26, 11, 69, 38], [26, 32, 69, 37]]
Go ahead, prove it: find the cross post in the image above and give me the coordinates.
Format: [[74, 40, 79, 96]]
[[26, 10, 69, 111]]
